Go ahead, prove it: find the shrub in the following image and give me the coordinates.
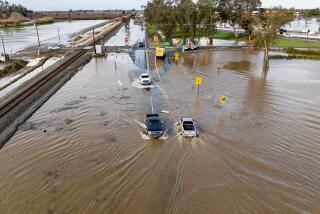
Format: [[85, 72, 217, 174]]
[[35, 17, 54, 25]]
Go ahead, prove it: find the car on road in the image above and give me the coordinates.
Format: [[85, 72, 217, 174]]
[[48, 45, 61, 51], [193, 41, 200, 49], [184, 42, 199, 51], [179, 117, 199, 137], [139, 73, 151, 85], [145, 114, 165, 139], [138, 41, 145, 47]]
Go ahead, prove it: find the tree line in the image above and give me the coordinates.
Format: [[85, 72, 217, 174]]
[[144, 0, 263, 43], [299, 8, 320, 19], [144, 0, 295, 70], [0, 0, 33, 19]]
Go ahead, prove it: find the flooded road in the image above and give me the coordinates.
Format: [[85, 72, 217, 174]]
[[105, 19, 145, 46], [0, 47, 320, 213]]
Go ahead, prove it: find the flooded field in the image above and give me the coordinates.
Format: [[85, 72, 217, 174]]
[[0, 20, 106, 54], [0, 46, 319, 213], [285, 18, 320, 33]]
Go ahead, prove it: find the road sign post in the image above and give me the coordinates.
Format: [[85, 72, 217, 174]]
[[93, 29, 96, 54], [35, 23, 41, 56]]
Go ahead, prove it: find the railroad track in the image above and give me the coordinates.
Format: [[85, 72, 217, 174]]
[[0, 16, 132, 146], [145, 50, 157, 73], [0, 49, 88, 119], [0, 17, 129, 120]]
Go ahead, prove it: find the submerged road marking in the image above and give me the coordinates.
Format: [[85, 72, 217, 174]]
[[150, 96, 154, 114]]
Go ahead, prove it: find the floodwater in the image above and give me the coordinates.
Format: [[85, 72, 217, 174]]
[[0, 20, 106, 54], [0, 46, 320, 213], [285, 18, 320, 33], [105, 19, 145, 46]]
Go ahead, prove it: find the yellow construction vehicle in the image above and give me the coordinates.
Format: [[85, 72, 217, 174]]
[[155, 47, 166, 58]]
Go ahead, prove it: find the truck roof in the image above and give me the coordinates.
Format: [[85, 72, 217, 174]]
[[181, 117, 193, 122], [146, 114, 159, 118]]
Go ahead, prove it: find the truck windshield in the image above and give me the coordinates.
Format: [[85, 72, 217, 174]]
[[148, 119, 161, 131], [183, 121, 195, 131]]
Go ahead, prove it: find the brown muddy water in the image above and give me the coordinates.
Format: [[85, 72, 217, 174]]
[[0, 50, 320, 214]]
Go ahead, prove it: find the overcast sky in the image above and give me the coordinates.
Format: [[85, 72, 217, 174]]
[[6, 0, 320, 11]]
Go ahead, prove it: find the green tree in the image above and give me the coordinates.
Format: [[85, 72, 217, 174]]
[[239, 0, 261, 42], [0, 0, 32, 18], [218, 0, 261, 40], [175, 0, 199, 43], [197, 0, 218, 45], [144, 0, 166, 32], [217, 0, 243, 39], [158, 0, 176, 41], [253, 7, 294, 71], [145, 0, 177, 41]]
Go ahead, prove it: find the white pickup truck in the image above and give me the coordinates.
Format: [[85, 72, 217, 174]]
[[139, 73, 151, 85]]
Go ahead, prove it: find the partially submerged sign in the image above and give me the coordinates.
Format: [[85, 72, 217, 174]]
[[195, 76, 202, 95], [220, 95, 227, 104], [195, 76, 202, 85]]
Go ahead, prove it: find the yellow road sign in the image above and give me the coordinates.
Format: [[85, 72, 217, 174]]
[[195, 76, 202, 85], [174, 52, 179, 61], [220, 95, 227, 104]]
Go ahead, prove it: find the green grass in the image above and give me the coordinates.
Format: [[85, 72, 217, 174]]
[[35, 17, 54, 25], [172, 31, 248, 41], [270, 55, 320, 60], [284, 48, 320, 55], [212, 31, 248, 41], [0, 21, 37, 29], [272, 39, 320, 47], [270, 48, 320, 60]]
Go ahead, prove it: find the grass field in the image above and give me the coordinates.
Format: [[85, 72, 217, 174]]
[[272, 39, 320, 47], [270, 48, 320, 60], [212, 31, 248, 41]]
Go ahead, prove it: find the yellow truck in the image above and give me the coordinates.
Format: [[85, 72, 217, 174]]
[[155, 47, 166, 58]]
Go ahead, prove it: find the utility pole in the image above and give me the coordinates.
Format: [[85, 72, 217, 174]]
[[92, 28, 96, 54], [1, 32, 9, 61], [57, 27, 61, 45], [35, 23, 41, 56]]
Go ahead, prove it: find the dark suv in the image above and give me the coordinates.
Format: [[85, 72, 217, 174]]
[[145, 114, 164, 139]]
